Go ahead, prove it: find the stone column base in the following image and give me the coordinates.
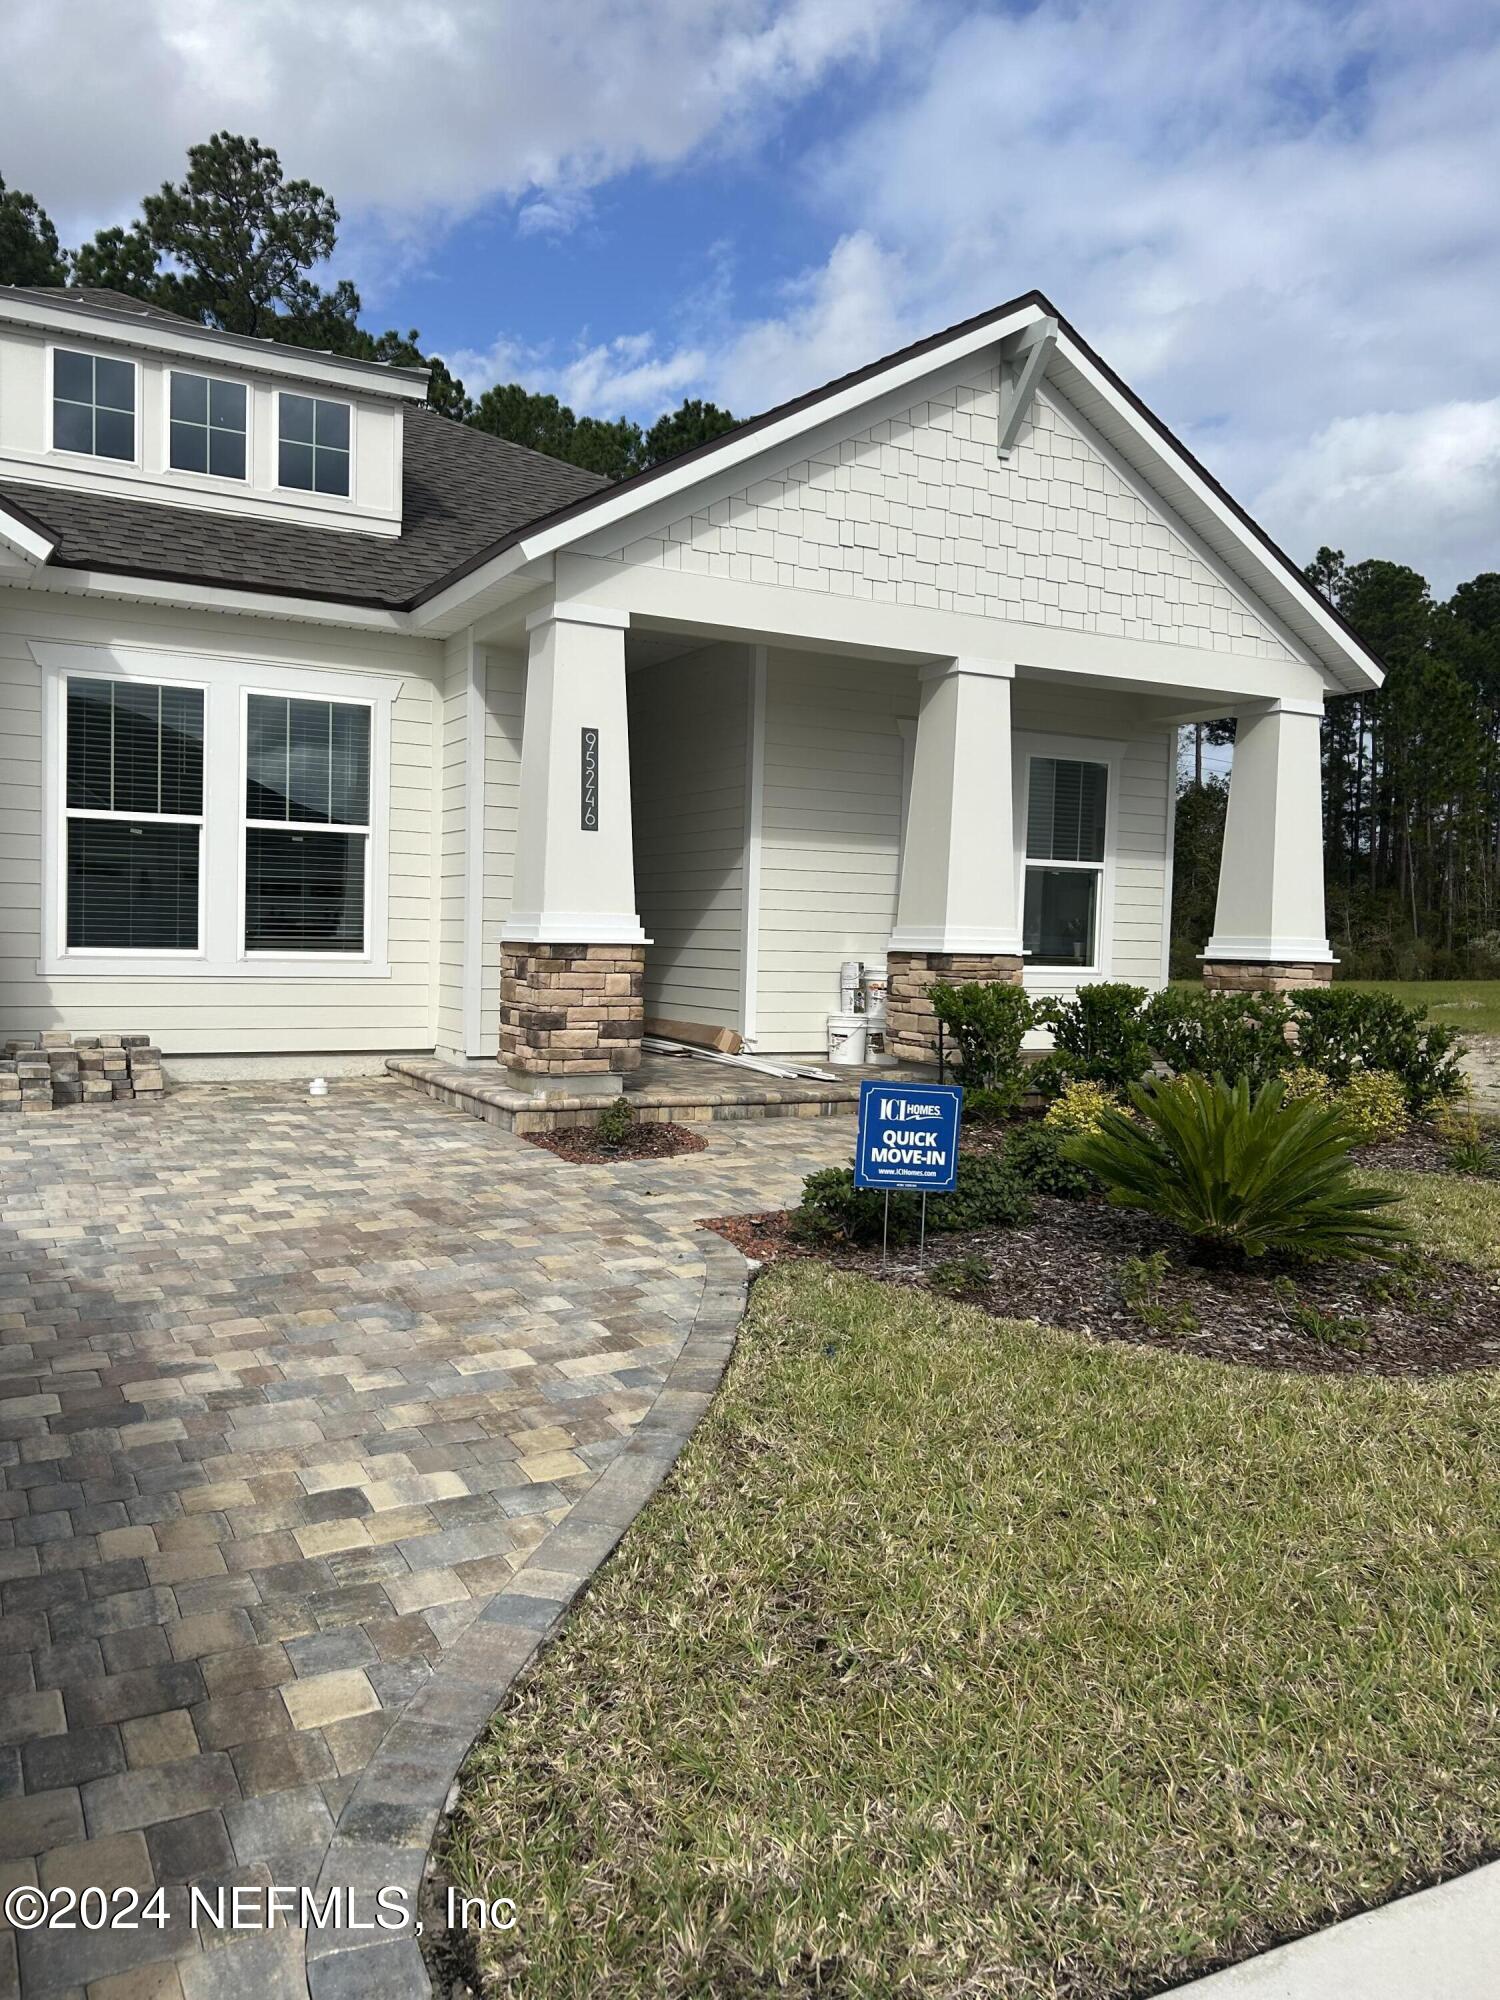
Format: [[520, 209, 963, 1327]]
[[886, 950, 1024, 1066], [1201, 960, 1334, 996], [500, 942, 645, 1089]]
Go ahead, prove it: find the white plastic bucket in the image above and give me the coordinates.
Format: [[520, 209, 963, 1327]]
[[826, 1012, 868, 1065], [839, 959, 862, 1011], [860, 964, 888, 1028]]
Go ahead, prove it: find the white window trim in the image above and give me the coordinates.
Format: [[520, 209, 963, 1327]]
[[57, 668, 208, 963], [164, 367, 251, 485], [34, 641, 397, 979], [46, 344, 142, 470], [273, 388, 356, 503], [238, 684, 375, 966], [1013, 730, 1124, 990]]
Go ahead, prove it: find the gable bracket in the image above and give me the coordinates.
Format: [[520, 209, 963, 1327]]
[[997, 316, 1057, 458]]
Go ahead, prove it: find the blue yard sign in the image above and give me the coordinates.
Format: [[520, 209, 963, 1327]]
[[854, 1080, 963, 1192]]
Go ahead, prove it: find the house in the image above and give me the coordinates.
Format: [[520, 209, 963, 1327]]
[[0, 284, 1380, 1091]]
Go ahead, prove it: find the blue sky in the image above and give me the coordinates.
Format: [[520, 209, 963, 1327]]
[[6, 0, 1499, 592]]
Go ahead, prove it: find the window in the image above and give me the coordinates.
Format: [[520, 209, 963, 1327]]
[[1023, 755, 1108, 969], [277, 394, 350, 496], [243, 693, 370, 953], [53, 349, 135, 462], [64, 677, 203, 951], [169, 373, 247, 479]]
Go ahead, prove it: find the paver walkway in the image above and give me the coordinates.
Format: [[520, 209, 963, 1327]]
[[0, 1082, 852, 2000]]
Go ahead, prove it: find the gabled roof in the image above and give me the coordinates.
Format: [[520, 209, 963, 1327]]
[[1, 284, 1382, 690]]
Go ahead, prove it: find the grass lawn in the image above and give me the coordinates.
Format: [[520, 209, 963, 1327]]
[[1372, 1169, 1500, 1271], [1332, 979, 1500, 1036], [443, 1264, 1500, 2000]]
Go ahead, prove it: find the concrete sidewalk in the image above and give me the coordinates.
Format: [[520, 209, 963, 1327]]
[[1169, 1860, 1500, 1997]]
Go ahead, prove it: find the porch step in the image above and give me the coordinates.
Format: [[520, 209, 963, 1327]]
[[385, 1055, 868, 1134]]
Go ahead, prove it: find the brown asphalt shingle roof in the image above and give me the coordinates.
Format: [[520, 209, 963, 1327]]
[[0, 409, 610, 610]]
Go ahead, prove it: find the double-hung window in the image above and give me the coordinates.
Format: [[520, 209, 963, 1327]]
[[53, 349, 136, 462], [169, 373, 248, 479], [64, 676, 204, 951], [277, 394, 351, 496], [1022, 755, 1109, 969], [244, 694, 371, 954]]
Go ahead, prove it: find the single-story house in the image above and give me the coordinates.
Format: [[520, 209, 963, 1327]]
[[0, 284, 1379, 1089]]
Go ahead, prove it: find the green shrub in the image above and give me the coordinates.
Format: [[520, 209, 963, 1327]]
[[1435, 1107, 1500, 1179], [1068, 1073, 1410, 1263], [1143, 988, 1295, 1090], [928, 981, 1036, 1110], [962, 1085, 1019, 1126], [927, 1253, 992, 1299], [1119, 1249, 1199, 1334], [1035, 982, 1152, 1092], [1333, 1069, 1408, 1144], [1006, 1122, 1099, 1199], [1042, 1078, 1118, 1136], [593, 1096, 636, 1149], [1292, 988, 1466, 1115], [792, 1154, 1032, 1247], [1280, 1064, 1331, 1105]]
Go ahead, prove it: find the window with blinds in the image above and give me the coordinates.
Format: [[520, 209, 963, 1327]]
[[243, 693, 370, 953], [1023, 755, 1108, 969], [64, 677, 204, 951]]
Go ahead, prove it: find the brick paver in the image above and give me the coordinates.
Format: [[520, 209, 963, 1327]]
[[0, 1080, 850, 1998]]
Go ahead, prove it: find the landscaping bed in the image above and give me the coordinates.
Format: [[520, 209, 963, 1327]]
[[440, 1263, 1500, 2000], [523, 1119, 707, 1163], [705, 1181, 1500, 1378]]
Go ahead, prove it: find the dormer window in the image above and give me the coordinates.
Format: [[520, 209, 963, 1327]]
[[52, 349, 136, 463], [169, 373, 247, 480], [277, 393, 350, 497]]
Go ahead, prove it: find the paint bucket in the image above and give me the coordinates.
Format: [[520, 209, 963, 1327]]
[[839, 960, 862, 1012], [860, 963, 888, 1029], [826, 1013, 868, 1065]]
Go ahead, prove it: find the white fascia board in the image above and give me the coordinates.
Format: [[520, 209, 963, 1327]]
[[0, 503, 55, 564], [1050, 332, 1383, 693], [21, 562, 411, 633], [408, 301, 1053, 633], [0, 296, 429, 401]]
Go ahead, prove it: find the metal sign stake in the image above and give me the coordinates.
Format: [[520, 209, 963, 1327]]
[[918, 1192, 928, 1270], [881, 1191, 891, 1273]]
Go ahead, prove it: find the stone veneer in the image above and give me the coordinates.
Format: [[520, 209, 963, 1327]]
[[499, 942, 645, 1082], [887, 949, 1025, 1065], [1201, 960, 1335, 996]]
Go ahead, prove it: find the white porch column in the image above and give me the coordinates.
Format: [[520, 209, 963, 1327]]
[[499, 606, 648, 1091], [887, 658, 1024, 1063], [1202, 696, 1333, 992]]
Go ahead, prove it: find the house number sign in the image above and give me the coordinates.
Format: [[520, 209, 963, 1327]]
[[580, 726, 600, 831]]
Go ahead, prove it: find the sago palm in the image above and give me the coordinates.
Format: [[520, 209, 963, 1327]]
[[1067, 1073, 1409, 1263]]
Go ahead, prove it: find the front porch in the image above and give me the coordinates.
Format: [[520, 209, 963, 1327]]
[[443, 595, 1337, 1104]]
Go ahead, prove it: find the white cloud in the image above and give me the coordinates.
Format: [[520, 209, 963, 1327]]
[[0, 0, 906, 235]]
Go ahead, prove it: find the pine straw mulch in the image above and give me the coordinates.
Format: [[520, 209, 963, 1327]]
[[524, 1119, 707, 1164], [704, 1126, 1500, 1380]]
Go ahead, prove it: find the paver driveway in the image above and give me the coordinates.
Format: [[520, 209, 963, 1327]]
[[0, 1081, 852, 2000]]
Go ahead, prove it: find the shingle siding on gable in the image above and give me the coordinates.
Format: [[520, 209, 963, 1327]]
[[615, 375, 1294, 664]]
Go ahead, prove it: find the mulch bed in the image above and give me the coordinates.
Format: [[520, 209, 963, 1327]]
[[704, 1191, 1500, 1380], [525, 1120, 707, 1164]]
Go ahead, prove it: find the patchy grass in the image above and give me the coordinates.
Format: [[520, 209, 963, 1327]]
[[442, 1265, 1500, 2000], [1333, 979, 1500, 1037], [1377, 1169, 1500, 1271]]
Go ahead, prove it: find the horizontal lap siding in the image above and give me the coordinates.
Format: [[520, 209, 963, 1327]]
[[0, 591, 443, 1054], [481, 647, 525, 1057], [629, 646, 746, 1031], [755, 650, 915, 1052]]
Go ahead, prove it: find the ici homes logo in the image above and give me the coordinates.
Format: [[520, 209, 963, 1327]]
[[878, 1096, 945, 1121]]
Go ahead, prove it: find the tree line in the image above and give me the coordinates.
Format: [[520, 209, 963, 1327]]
[[0, 135, 738, 479], [1172, 552, 1500, 980]]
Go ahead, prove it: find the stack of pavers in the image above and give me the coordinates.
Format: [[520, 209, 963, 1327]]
[[0, 1031, 164, 1111]]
